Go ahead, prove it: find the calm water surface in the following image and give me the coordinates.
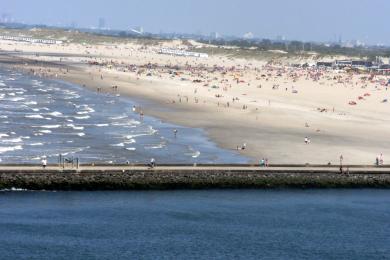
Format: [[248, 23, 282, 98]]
[[0, 189, 389, 259]]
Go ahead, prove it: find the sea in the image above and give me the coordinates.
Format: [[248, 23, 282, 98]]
[[0, 67, 247, 164], [0, 189, 389, 259]]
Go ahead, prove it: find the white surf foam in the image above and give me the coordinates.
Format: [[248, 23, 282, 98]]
[[110, 115, 127, 120], [29, 143, 44, 146], [39, 125, 61, 129], [8, 97, 25, 102], [0, 133, 9, 138], [24, 101, 38, 105], [39, 130, 52, 134], [47, 111, 63, 117], [111, 143, 125, 147], [1, 137, 23, 143], [0, 145, 22, 154], [67, 124, 84, 130], [191, 151, 201, 158], [74, 115, 90, 120], [25, 114, 44, 119]]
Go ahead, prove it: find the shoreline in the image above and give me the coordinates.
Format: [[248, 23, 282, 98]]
[[1, 42, 390, 164], [0, 53, 258, 162]]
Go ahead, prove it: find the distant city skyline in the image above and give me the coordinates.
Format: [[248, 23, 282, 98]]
[[1, 0, 389, 45]]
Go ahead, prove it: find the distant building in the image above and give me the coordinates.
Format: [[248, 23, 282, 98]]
[[316, 62, 333, 68], [317, 59, 374, 69], [0, 35, 63, 45], [335, 60, 352, 67], [159, 48, 208, 58], [210, 32, 220, 40], [243, 32, 254, 40], [0, 13, 12, 23]]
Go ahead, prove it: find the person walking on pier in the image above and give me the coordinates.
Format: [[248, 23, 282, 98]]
[[41, 157, 47, 169], [148, 158, 156, 169], [259, 158, 265, 167]]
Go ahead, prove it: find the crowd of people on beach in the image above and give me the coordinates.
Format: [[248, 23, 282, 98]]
[[4, 39, 390, 166]]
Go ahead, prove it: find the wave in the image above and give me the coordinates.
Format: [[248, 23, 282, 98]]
[[0, 133, 9, 138], [110, 115, 127, 120], [112, 120, 141, 127], [124, 138, 136, 144], [67, 124, 84, 130], [0, 145, 22, 154], [8, 97, 25, 102], [24, 101, 38, 105], [192, 151, 201, 158], [1, 187, 28, 192], [39, 125, 61, 129], [111, 143, 125, 147], [74, 115, 90, 120], [29, 142, 44, 146], [47, 111, 63, 117], [1, 137, 23, 143], [144, 143, 165, 149], [25, 114, 44, 119], [95, 123, 109, 127], [39, 130, 52, 134], [77, 107, 95, 114]]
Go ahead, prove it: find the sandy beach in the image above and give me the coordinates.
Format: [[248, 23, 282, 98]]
[[1, 36, 390, 164]]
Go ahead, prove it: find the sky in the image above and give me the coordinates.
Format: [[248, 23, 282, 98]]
[[1, 0, 389, 45]]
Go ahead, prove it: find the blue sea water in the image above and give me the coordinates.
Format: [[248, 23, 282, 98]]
[[0, 67, 247, 164], [0, 189, 389, 259]]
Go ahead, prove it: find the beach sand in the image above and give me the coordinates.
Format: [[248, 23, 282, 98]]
[[1, 38, 389, 164]]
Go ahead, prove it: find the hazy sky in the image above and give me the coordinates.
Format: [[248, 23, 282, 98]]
[[1, 0, 389, 44]]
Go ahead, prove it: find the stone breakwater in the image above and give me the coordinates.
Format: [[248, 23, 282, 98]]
[[1, 167, 390, 190]]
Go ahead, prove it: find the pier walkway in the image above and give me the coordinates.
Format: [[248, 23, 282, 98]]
[[1, 165, 390, 190], [0, 164, 389, 173]]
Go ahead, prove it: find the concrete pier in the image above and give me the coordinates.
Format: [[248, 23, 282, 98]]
[[1, 165, 390, 190]]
